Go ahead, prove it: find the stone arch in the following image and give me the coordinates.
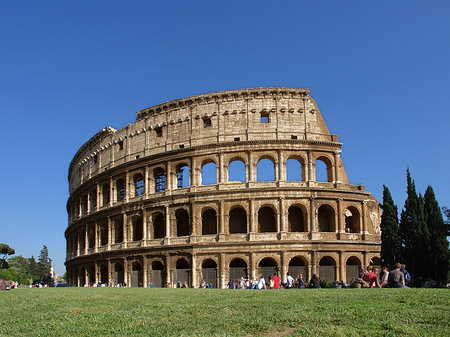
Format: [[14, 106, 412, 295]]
[[228, 158, 246, 183], [172, 258, 191, 287], [99, 220, 108, 246], [88, 225, 95, 248], [113, 216, 123, 243], [319, 256, 337, 282], [257, 157, 275, 182], [130, 261, 143, 287], [315, 155, 333, 182], [101, 183, 110, 207], [133, 173, 145, 197], [154, 167, 166, 193], [202, 208, 217, 235], [288, 205, 306, 232], [201, 159, 217, 185], [79, 267, 86, 286], [131, 215, 143, 241], [201, 258, 218, 288], [150, 260, 165, 288], [116, 178, 126, 201], [175, 208, 190, 237], [99, 264, 108, 284], [229, 258, 248, 281], [258, 206, 276, 233], [88, 265, 95, 285], [176, 163, 190, 188], [369, 256, 381, 269], [114, 262, 124, 285], [318, 204, 336, 232], [346, 256, 362, 283], [152, 212, 165, 239], [344, 206, 361, 233], [89, 188, 97, 211], [289, 256, 308, 280], [258, 257, 278, 281], [286, 156, 304, 182], [229, 206, 247, 234]]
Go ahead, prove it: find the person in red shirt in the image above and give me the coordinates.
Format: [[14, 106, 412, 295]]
[[272, 273, 280, 289], [363, 266, 380, 288]]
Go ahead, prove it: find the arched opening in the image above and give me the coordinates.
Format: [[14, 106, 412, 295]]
[[288, 206, 306, 232], [152, 213, 165, 239], [257, 158, 275, 182], [79, 267, 86, 287], [229, 207, 247, 234], [88, 226, 95, 249], [258, 207, 276, 233], [114, 217, 123, 243], [132, 216, 143, 241], [228, 159, 246, 182], [201, 259, 218, 288], [102, 184, 110, 207], [369, 256, 381, 271], [319, 256, 336, 282], [81, 195, 88, 215], [286, 158, 302, 182], [134, 174, 144, 197], [315, 157, 332, 182], [258, 258, 278, 282], [172, 258, 190, 287], [346, 256, 361, 283], [100, 221, 108, 246], [229, 258, 247, 281], [176, 164, 190, 188], [154, 168, 166, 193], [289, 257, 307, 280], [318, 205, 335, 232], [100, 264, 108, 285], [114, 263, 124, 285], [131, 262, 143, 287], [88, 265, 95, 285], [89, 189, 97, 211], [345, 206, 361, 233], [116, 179, 126, 201], [202, 209, 217, 235], [150, 261, 165, 288], [176, 209, 190, 237], [201, 161, 217, 185]]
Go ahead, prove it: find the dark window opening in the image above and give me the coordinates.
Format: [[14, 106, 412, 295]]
[[154, 169, 166, 193], [234, 137, 240, 142], [155, 127, 162, 137], [203, 117, 212, 128], [260, 112, 269, 123], [291, 135, 297, 140], [118, 141, 124, 151]]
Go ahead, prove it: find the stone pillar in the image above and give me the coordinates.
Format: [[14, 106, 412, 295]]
[[339, 252, 345, 283], [123, 213, 128, 248], [249, 199, 255, 236], [218, 200, 225, 240], [309, 197, 315, 233], [165, 254, 171, 286], [109, 177, 113, 205], [311, 251, 318, 276], [219, 253, 226, 289], [280, 198, 286, 233], [250, 252, 256, 280], [334, 150, 341, 184], [165, 205, 171, 243], [142, 209, 147, 244], [281, 252, 287, 284], [107, 217, 112, 250], [144, 166, 149, 198], [278, 150, 284, 183], [94, 221, 99, 253], [337, 198, 344, 234], [307, 150, 314, 183], [125, 171, 130, 202], [107, 259, 112, 286], [218, 152, 224, 184], [94, 262, 99, 284], [362, 200, 368, 236], [84, 224, 88, 255], [143, 255, 148, 288], [95, 183, 100, 212], [191, 254, 197, 288], [123, 258, 128, 286]]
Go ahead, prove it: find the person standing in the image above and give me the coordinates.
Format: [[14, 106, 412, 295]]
[[296, 274, 305, 288], [286, 272, 295, 289], [309, 274, 320, 288], [273, 273, 280, 289]]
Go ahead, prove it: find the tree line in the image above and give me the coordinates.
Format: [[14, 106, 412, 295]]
[[381, 169, 450, 286], [0, 244, 53, 285]]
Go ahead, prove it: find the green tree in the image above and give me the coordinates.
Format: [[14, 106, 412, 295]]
[[424, 186, 449, 285], [380, 185, 401, 267], [0, 243, 15, 269], [8, 256, 32, 285], [36, 245, 52, 284], [399, 168, 430, 286]]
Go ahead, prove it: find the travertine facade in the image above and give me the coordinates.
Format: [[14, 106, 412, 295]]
[[65, 88, 381, 288]]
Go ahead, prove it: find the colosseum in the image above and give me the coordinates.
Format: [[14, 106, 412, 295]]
[[65, 87, 381, 288]]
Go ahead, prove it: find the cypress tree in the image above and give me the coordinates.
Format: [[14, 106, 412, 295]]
[[399, 168, 430, 286], [424, 186, 449, 285], [380, 185, 400, 267]]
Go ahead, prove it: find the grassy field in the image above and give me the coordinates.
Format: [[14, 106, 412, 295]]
[[0, 288, 449, 336]]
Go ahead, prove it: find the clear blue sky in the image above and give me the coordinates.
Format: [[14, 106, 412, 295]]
[[1, 1, 449, 275]]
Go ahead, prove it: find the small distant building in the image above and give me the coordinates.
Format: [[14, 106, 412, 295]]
[[65, 88, 381, 288]]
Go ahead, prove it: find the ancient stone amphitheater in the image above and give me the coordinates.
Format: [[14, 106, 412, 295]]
[[65, 88, 381, 288]]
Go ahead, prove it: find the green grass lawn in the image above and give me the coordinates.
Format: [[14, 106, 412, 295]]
[[1, 288, 449, 336]]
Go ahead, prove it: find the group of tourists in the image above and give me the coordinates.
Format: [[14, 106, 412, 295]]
[[359, 263, 411, 288], [226, 272, 309, 290]]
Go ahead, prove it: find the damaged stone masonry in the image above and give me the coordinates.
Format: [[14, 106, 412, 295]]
[[65, 88, 381, 288]]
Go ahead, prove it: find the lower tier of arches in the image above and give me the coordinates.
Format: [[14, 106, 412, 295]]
[[66, 245, 380, 288]]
